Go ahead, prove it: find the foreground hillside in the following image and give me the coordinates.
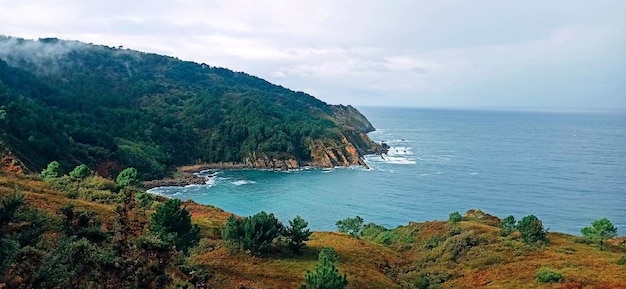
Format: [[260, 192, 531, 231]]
[[0, 36, 383, 179], [1, 171, 625, 288]]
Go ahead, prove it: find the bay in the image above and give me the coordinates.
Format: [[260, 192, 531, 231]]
[[149, 107, 626, 235]]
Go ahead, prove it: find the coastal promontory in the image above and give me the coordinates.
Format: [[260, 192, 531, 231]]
[[0, 36, 385, 179]]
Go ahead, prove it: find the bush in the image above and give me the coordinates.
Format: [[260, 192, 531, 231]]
[[448, 211, 462, 223], [41, 161, 63, 180], [69, 165, 92, 180], [336, 216, 364, 237], [116, 167, 141, 187], [517, 215, 547, 245], [301, 251, 348, 289], [319, 246, 339, 263], [536, 267, 563, 283], [499, 215, 516, 236], [83, 176, 118, 191], [617, 256, 626, 265]]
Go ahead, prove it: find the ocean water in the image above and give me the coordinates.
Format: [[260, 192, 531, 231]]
[[149, 107, 626, 235]]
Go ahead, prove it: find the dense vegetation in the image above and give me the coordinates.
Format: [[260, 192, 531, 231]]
[[1, 171, 625, 288], [0, 36, 379, 179]]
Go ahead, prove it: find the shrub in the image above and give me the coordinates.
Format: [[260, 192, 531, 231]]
[[116, 167, 141, 187], [448, 211, 462, 223], [319, 246, 339, 263], [441, 231, 485, 261], [617, 256, 626, 265], [335, 216, 364, 237], [41, 161, 64, 180], [536, 267, 563, 283], [301, 251, 348, 289], [499, 215, 516, 236], [69, 164, 92, 180], [361, 223, 387, 239], [517, 215, 547, 245], [83, 176, 118, 191]]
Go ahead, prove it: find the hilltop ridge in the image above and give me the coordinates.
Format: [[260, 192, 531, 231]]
[[0, 36, 384, 179]]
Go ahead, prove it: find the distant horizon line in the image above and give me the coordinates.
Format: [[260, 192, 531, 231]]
[[351, 104, 626, 114]]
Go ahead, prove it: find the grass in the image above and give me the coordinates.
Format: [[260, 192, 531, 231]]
[[2, 172, 626, 288]]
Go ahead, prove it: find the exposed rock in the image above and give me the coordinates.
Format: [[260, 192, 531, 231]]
[[1, 148, 26, 174], [143, 172, 207, 189]]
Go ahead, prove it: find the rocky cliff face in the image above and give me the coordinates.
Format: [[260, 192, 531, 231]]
[[242, 106, 386, 170]]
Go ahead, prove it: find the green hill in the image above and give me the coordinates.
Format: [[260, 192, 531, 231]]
[[0, 36, 382, 179]]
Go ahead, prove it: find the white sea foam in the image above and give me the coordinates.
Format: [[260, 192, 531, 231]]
[[382, 156, 416, 165], [387, 146, 413, 156], [232, 180, 256, 186]]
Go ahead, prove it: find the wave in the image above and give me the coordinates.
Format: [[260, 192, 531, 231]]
[[231, 180, 256, 186], [387, 146, 413, 156]]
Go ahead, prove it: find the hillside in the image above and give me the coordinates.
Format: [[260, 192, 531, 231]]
[[1, 172, 625, 288], [0, 36, 383, 179]]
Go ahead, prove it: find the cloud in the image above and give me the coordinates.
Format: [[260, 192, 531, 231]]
[[1, 0, 625, 109]]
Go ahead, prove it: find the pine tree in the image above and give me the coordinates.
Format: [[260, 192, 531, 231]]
[[301, 253, 348, 289]]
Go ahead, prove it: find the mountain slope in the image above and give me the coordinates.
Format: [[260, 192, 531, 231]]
[[0, 36, 383, 179]]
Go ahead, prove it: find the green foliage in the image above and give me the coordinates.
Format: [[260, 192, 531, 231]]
[[0, 37, 380, 179], [336, 216, 364, 237], [148, 199, 200, 254], [60, 204, 110, 242], [222, 211, 284, 254], [617, 256, 626, 265], [581, 218, 618, 248], [116, 167, 141, 187], [319, 246, 339, 263], [301, 252, 348, 289], [135, 192, 155, 215], [41, 161, 63, 180], [284, 215, 312, 253], [499, 215, 516, 236], [536, 267, 563, 283], [448, 211, 462, 223], [517, 215, 547, 245], [69, 164, 92, 180]]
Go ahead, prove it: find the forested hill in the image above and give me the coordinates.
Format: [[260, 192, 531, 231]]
[[0, 36, 382, 179]]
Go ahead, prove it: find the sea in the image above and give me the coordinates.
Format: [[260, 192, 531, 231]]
[[148, 107, 626, 236]]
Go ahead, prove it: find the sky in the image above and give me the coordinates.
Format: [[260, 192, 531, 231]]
[[1, 0, 625, 110]]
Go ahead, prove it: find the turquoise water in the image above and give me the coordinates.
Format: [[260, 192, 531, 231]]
[[149, 107, 626, 235]]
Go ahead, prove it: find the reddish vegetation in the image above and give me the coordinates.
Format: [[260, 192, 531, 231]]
[[1, 171, 625, 288]]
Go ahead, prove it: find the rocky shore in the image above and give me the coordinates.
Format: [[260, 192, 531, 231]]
[[142, 172, 208, 189]]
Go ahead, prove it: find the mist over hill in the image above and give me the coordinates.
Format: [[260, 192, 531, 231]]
[[0, 36, 382, 179]]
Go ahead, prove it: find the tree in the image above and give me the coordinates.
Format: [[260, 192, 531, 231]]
[[41, 161, 63, 179], [148, 199, 200, 254], [284, 215, 312, 253], [499, 215, 516, 236], [448, 211, 462, 223], [517, 215, 547, 244], [69, 164, 92, 180], [222, 211, 284, 254], [135, 192, 155, 216], [335, 216, 364, 237], [581, 218, 618, 249], [301, 251, 348, 289], [116, 167, 141, 187]]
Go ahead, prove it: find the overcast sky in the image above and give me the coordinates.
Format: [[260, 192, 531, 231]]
[[1, 0, 625, 110]]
